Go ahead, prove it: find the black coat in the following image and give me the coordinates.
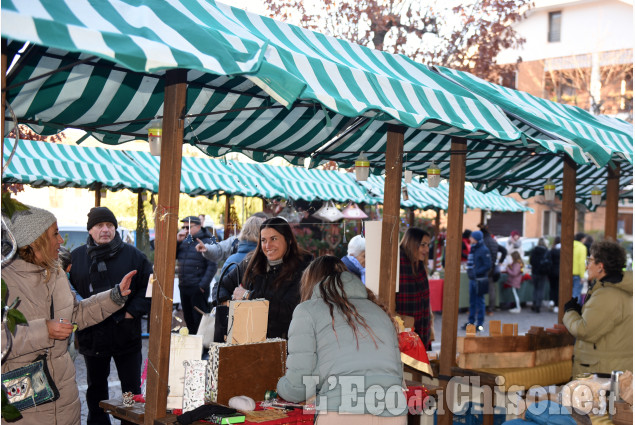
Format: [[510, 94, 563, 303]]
[[218, 254, 313, 339], [70, 243, 152, 357], [176, 228, 217, 289]]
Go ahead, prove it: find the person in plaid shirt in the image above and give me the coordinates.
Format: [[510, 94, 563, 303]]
[[396, 228, 432, 350]]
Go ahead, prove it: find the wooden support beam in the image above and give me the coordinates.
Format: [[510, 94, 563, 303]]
[[604, 163, 620, 241], [2, 39, 6, 172], [224, 195, 231, 240], [438, 138, 467, 425], [432, 209, 441, 272], [378, 125, 405, 314], [144, 69, 187, 425], [558, 156, 576, 325], [95, 182, 102, 207]]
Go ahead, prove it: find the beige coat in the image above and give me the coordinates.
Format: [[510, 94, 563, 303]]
[[564, 271, 633, 377], [1, 258, 124, 425]]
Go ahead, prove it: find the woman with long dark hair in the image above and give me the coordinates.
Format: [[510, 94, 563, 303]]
[[277, 256, 406, 424], [396, 227, 432, 349], [226, 217, 312, 339]]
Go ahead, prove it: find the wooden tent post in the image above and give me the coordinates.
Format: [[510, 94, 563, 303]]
[[604, 163, 620, 241], [438, 138, 467, 425], [224, 194, 231, 239], [378, 125, 404, 314], [95, 182, 102, 207], [558, 156, 576, 324], [432, 209, 441, 271], [144, 69, 187, 425], [2, 39, 6, 170]]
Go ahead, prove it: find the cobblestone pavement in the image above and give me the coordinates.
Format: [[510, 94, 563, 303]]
[[73, 303, 560, 422]]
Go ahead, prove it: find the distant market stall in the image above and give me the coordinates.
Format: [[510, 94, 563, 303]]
[[3, 138, 532, 213]]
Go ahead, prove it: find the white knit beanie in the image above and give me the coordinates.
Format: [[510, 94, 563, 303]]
[[3, 205, 57, 248]]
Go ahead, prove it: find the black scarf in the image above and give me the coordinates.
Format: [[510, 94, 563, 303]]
[[86, 232, 124, 293]]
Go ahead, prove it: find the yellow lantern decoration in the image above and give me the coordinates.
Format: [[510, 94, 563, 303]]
[[427, 161, 441, 188], [591, 186, 602, 206], [148, 118, 163, 156], [355, 153, 370, 182], [544, 179, 556, 201]]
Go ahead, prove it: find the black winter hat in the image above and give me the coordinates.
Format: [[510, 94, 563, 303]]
[[87, 207, 118, 230]]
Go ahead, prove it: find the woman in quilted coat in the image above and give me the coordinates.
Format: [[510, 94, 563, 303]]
[[563, 240, 632, 377], [277, 256, 406, 424]]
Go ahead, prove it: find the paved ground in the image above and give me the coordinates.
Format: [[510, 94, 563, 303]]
[[74, 303, 560, 423]]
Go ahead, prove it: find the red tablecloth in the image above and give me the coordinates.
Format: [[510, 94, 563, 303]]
[[429, 279, 443, 312]]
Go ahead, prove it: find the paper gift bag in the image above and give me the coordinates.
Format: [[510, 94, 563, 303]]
[[207, 339, 286, 405], [167, 333, 203, 409], [227, 299, 269, 344], [182, 359, 208, 412]]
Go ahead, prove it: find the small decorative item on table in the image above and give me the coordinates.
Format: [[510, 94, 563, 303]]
[[122, 391, 135, 407]]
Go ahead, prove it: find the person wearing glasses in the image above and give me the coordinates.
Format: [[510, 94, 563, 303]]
[[176, 216, 217, 334], [563, 240, 632, 377], [396, 227, 433, 349]]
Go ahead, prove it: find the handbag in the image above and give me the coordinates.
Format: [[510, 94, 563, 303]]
[[2, 353, 60, 411], [213, 262, 241, 343]]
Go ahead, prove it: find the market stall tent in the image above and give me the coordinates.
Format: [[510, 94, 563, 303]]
[[2, 1, 631, 424]]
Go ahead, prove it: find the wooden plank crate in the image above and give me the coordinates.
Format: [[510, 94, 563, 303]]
[[457, 324, 575, 369]]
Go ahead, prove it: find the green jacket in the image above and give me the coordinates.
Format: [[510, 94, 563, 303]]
[[564, 271, 633, 377], [276, 272, 406, 416]]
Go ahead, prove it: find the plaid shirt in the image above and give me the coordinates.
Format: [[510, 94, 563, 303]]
[[396, 251, 431, 349]]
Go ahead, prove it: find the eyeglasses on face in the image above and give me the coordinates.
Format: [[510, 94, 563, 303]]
[[586, 257, 597, 266], [420, 242, 429, 247]]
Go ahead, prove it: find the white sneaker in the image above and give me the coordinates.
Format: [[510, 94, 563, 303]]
[[509, 307, 521, 313]]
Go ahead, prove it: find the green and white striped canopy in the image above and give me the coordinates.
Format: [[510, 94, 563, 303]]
[[3, 138, 534, 212], [1, 0, 630, 206]]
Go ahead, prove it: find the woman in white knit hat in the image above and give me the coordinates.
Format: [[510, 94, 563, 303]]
[[1, 204, 136, 425]]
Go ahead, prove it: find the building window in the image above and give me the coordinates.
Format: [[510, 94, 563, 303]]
[[548, 11, 561, 42]]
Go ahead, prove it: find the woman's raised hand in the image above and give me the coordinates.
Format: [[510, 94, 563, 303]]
[[118, 270, 137, 296]]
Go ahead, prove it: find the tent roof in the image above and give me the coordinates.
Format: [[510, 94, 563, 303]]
[[3, 138, 534, 212], [2, 0, 631, 206]]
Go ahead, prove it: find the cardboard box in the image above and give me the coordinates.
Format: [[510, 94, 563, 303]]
[[208, 339, 287, 405], [227, 299, 269, 344]]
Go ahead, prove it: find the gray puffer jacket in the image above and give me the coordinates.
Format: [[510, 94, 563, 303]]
[[277, 272, 406, 416], [1, 258, 124, 425]]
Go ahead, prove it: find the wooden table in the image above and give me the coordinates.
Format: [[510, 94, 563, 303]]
[[99, 399, 147, 425]]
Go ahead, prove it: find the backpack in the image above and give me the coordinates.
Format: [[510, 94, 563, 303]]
[[538, 248, 552, 274]]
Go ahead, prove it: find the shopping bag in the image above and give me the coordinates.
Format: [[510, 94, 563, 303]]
[[167, 333, 203, 409], [195, 306, 216, 348]]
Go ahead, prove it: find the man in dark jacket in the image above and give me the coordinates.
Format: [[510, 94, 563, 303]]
[[70, 207, 152, 425], [529, 238, 551, 313], [463, 230, 491, 332], [176, 216, 217, 334], [480, 225, 507, 315]]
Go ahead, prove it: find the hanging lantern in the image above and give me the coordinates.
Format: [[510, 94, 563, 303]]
[[402, 186, 409, 201], [591, 186, 602, 206], [148, 118, 163, 156], [427, 162, 441, 188], [312, 201, 344, 222], [544, 178, 556, 201], [404, 170, 413, 184], [100, 188, 107, 199], [355, 153, 370, 182]]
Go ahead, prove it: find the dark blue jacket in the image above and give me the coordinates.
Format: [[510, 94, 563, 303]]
[[176, 228, 217, 289], [221, 240, 257, 276], [467, 241, 491, 280]]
